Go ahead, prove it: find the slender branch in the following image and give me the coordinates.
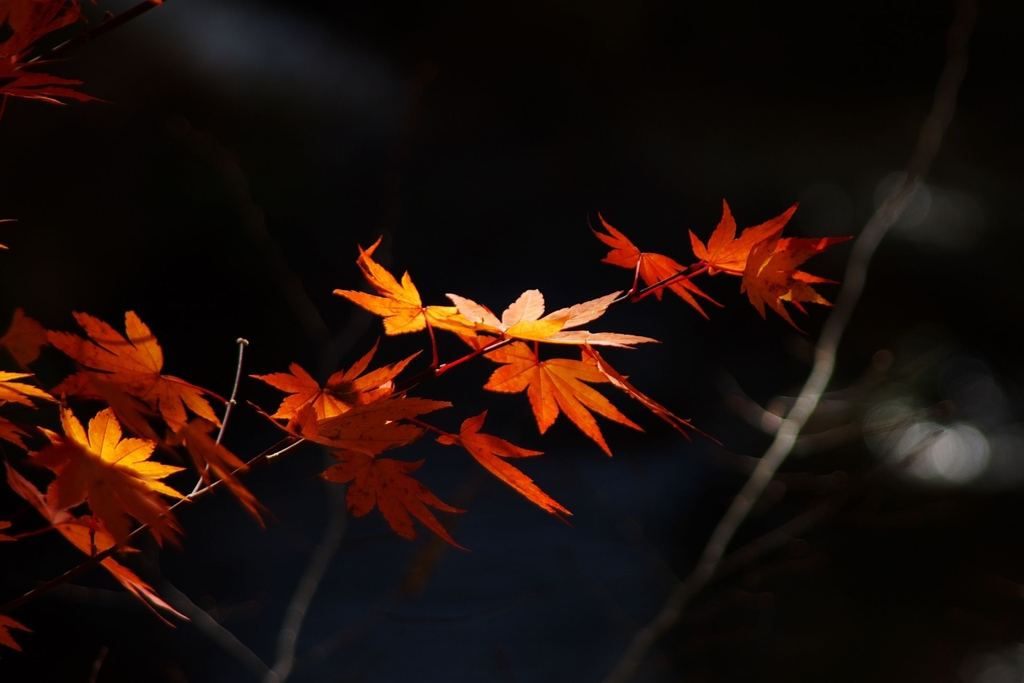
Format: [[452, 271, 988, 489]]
[[87, 646, 109, 683], [264, 486, 348, 683], [405, 417, 451, 438], [0, 437, 303, 618], [633, 263, 709, 302], [160, 581, 270, 680], [424, 318, 439, 369], [217, 338, 250, 445], [600, 2, 976, 680], [393, 337, 513, 394], [609, 261, 704, 305], [629, 259, 642, 298], [190, 337, 250, 497], [29, 0, 169, 64]]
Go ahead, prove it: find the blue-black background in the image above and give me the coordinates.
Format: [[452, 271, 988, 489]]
[[2, 1, 1024, 681]]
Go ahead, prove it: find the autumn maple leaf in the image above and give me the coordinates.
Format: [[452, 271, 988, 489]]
[[33, 406, 182, 545], [175, 418, 263, 524], [0, 417, 28, 448], [0, 370, 54, 447], [252, 340, 419, 422], [0, 370, 54, 407], [0, 0, 84, 61], [0, 1, 97, 107], [689, 200, 798, 275], [592, 214, 719, 317], [484, 341, 641, 456], [741, 234, 851, 331], [0, 60, 96, 106], [60, 406, 184, 499], [581, 346, 706, 439], [5, 463, 185, 621], [0, 308, 48, 368], [448, 289, 658, 348], [309, 395, 451, 454], [437, 411, 570, 516], [321, 450, 464, 547], [0, 615, 30, 652], [334, 238, 476, 336], [49, 311, 223, 433]]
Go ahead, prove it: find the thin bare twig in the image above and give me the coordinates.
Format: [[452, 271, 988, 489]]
[[264, 484, 348, 683], [87, 645, 109, 683], [600, 2, 977, 680], [160, 582, 270, 680], [217, 338, 250, 445], [189, 337, 250, 497], [29, 0, 168, 63], [0, 437, 303, 618]]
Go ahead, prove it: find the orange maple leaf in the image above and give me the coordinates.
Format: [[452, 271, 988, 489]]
[[689, 201, 798, 275], [0, 0, 84, 61], [0, 370, 54, 407], [592, 214, 719, 318], [0, 1, 96, 107], [175, 418, 264, 524], [0, 614, 30, 652], [0, 308, 48, 368], [33, 406, 182, 545], [60, 406, 184, 499], [309, 396, 451, 454], [742, 234, 851, 330], [0, 416, 28, 448], [0, 60, 96, 106], [252, 340, 418, 422], [5, 463, 185, 621], [49, 311, 223, 432], [437, 411, 570, 516], [484, 341, 641, 456], [334, 238, 476, 336], [581, 346, 706, 439], [448, 289, 658, 348], [321, 450, 464, 547]]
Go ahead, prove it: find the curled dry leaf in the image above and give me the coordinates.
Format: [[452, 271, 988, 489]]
[[48, 311, 222, 433], [322, 451, 464, 547], [484, 341, 641, 456], [5, 463, 185, 621], [437, 411, 570, 516]]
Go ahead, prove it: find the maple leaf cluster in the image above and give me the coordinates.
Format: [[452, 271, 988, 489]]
[[0, 206, 847, 656], [0, 0, 851, 654]]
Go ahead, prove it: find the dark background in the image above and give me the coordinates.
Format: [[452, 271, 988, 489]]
[[2, 0, 1024, 681]]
